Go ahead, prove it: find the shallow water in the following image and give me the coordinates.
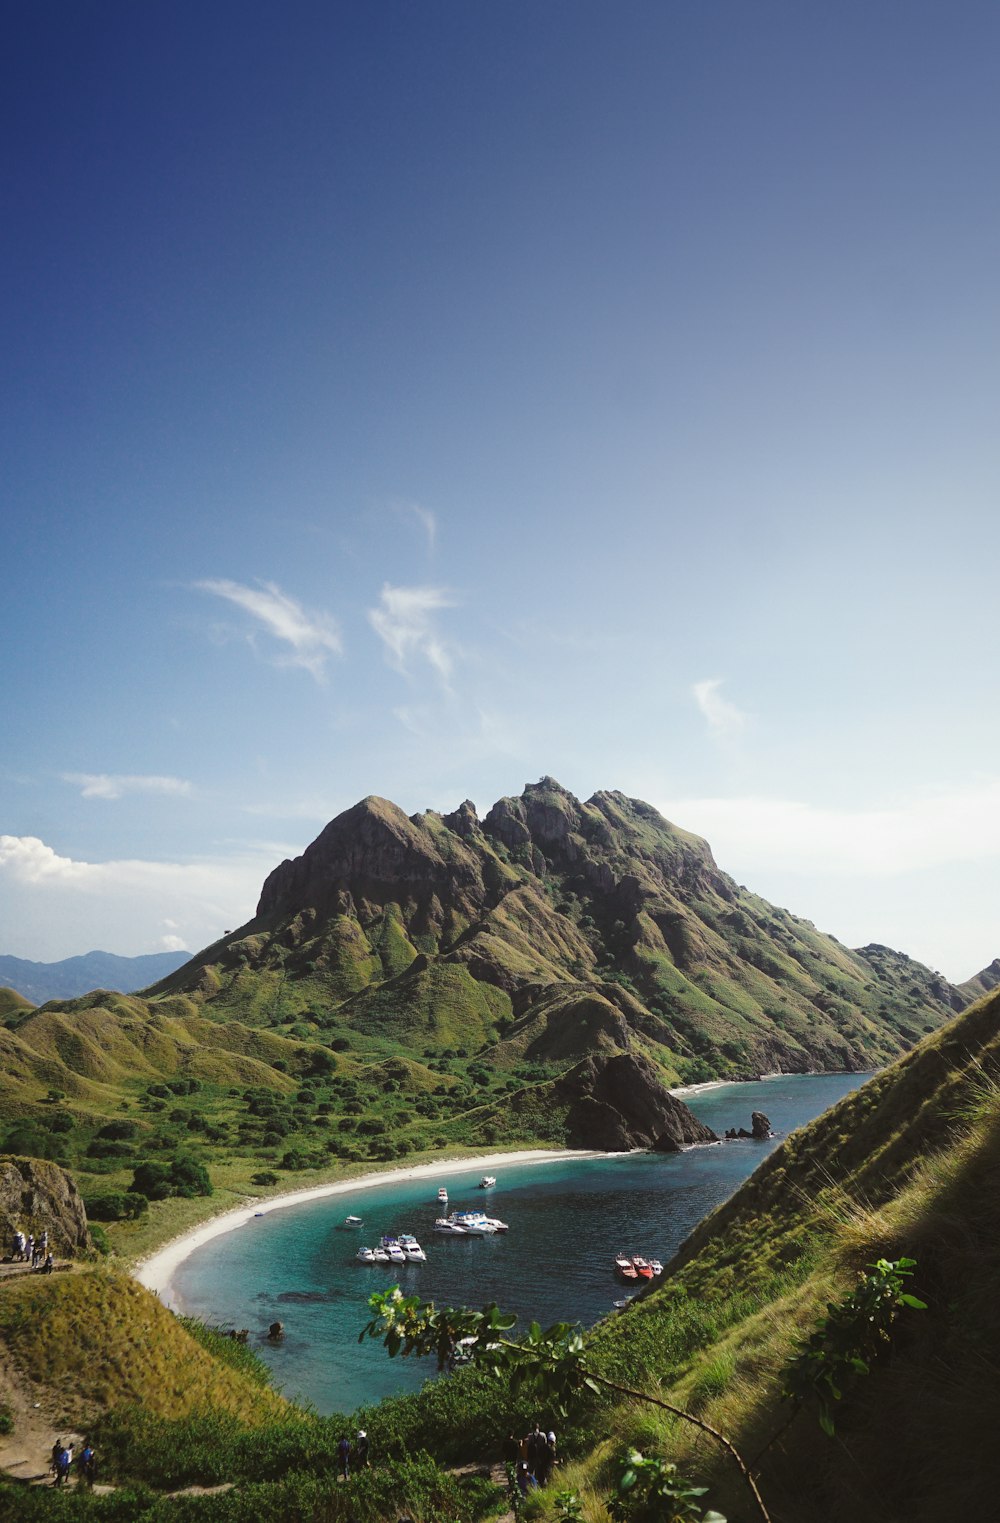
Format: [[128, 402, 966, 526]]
[[172, 1071, 869, 1413]]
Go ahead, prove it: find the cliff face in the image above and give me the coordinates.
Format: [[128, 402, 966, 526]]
[[151, 777, 966, 1087], [0, 1156, 91, 1256]]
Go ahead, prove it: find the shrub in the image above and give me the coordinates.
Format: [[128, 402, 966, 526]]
[[84, 1192, 149, 1222]]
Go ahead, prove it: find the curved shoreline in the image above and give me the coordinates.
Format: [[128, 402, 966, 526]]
[[133, 1148, 615, 1308]]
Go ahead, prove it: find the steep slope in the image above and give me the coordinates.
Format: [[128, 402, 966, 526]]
[[561, 984, 1000, 1522], [959, 954, 1000, 1002], [153, 778, 964, 1082]]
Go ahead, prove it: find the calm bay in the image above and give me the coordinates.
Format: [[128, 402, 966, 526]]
[[170, 1071, 869, 1413]]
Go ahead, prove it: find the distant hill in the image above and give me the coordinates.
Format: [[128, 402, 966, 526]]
[[0, 949, 189, 1006], [152, 777, 965, 1081], [959, 955, 1000, 1003]]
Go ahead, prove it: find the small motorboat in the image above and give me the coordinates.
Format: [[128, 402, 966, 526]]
[[613, 1296, 633, 1308], [356, 1246, 376, 1264], [386, 1243, 406, 1264], [433, 1217, 467, 1234], [372, 1246, 391, 1263], [615, 1254, 639, 1282], [478, 1175, 496, 1189], [437, 1187, 449, 1203], [649, 1259, 663, 1276], [341, 1215, 363, 1228], [398, 1233, 427, 1262], [450, 1212, 490, 1235], [632, 1256, 655, 1280]]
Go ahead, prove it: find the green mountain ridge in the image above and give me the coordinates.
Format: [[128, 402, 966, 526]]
[[153, 777, 965, 1083]]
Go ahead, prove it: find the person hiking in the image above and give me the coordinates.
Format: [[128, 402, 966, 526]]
[[502, 1431, 519, 1466], [355, 1430, 369, 1468], [338, 1434, 351, 1479], [53, 1445, 71, 1487], [77, 1441, 96, 1488]]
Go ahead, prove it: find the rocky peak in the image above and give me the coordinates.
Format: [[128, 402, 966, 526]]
[[443, 799, 481, 839], [256, 794, 484, 920]]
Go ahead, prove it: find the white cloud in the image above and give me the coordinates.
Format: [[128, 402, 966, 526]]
[[368, 583, 457, 680], [657, 778, 1000, 877], [408, 503, 437, 551], [159, 933, 189, 952], [194, 578, 343, 680], [692, 678, 748, 736], [62, 773, 193, 801], [0, 835, 283, 961]]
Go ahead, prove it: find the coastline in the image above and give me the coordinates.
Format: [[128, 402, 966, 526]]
[[133, 1147, 614, 1308]]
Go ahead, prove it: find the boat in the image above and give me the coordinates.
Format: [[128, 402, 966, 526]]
[[632, 1256, 655, 1280], [355, 1247, 376, 1264], [649, 1259, 663, 1276], [341, 1215, 363, 1228], [372, 1246, 391, 1263], [433, 1217, 468, 1234], [437, 1187, 449, 1203], [450, 1211, 491, 1235], [613, 1296, 633, 1308], [398, 1233, 427, 1262], [478, 1176, 496, 1189], [386, 1243, 406, 1264], [615, 1254, 639, 1282], [453, 1209, 508, 1233]]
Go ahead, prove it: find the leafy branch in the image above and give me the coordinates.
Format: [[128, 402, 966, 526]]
[[360, 1288, 769, 1523]]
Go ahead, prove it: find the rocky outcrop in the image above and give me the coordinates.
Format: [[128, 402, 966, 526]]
[[0, 1156, 91, 1256], [725, 1111, 774, 1141], [554, 1051, 718, 1152]]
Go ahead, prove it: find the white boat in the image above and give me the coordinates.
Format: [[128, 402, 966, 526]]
[[398, 1233, 427, 1262], [356, 1246, 376, 1263], [456, 1209, 508, 1233], [386, 1244, 406, 1264], [451, 1212, 490, 1235], [342, 1215, 363, 1228], [372, 1246, 391, 1263], [478, 1176, 496, 1189], [649, 1259, 663, 1276], [437, 1187, 449, 1202], [433, 1217, 468, 1234]]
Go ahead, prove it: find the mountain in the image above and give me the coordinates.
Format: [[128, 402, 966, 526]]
[[959, 955, 1000, 1003], [153, 778, 965, 1083], [0, 949, 189, 1006]]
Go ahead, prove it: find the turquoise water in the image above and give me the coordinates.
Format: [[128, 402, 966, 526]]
[[172, 1072, 870, 1413]]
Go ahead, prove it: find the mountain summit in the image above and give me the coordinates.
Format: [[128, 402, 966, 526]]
[[157, 778, 963, 1084]]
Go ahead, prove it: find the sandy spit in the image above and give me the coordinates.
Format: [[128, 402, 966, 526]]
[[133, 1149, 613, 1306]]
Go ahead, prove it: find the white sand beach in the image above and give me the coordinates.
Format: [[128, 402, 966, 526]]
[[133, 1148, 611, 1306]]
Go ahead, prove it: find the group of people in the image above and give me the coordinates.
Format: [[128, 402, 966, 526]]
[[51, 1440, 96, 1488], [337, 1428, 370, 1479], [9, 1228, 54, 1272], [502, 1423, 557, 1495]]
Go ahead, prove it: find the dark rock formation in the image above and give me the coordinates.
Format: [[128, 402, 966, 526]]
[[725, 1111, 774, 1141], [0, 1155, 91, 1256], [554, 1051, 718, 1152]]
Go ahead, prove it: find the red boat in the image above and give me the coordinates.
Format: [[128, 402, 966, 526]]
[[632, 1256, 655, 1280]]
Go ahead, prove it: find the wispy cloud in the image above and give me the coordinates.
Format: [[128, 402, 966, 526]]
[[194, 578, 343, 681], [692, 677, 748, 736], [368, 583, 457, 680], [62, 773, 193, 801], [408, 503, 437, 551], [657, 777, 1000, 877]]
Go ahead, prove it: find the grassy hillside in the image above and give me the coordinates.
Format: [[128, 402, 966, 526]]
[[0, 1269, 288, 1425]]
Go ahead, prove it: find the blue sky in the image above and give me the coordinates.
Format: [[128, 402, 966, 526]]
[[2, 1, 998, 979]]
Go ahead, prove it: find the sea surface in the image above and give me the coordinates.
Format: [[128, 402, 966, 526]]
[[171, 1072, 869, 1413]]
